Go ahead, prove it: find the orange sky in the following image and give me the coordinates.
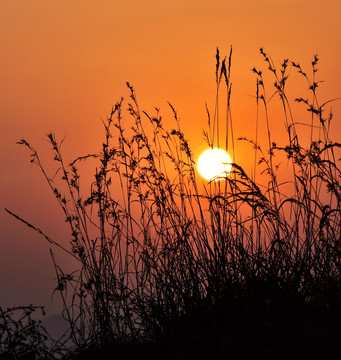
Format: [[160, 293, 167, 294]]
[[1, 0, 341, 313]]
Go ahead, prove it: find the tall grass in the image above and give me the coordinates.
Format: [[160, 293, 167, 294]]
[[4, 48, 341, 359]]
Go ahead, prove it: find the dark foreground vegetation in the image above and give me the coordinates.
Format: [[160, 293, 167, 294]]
[[2, 48, 341, 359]]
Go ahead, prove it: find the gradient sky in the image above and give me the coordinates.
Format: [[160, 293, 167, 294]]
[[1, 0, 341, 314]]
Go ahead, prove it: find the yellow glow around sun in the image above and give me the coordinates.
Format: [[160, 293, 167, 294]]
[[197, 148, 232, 181]]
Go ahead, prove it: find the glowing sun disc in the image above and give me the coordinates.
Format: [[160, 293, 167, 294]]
[[197, 148, 232, 181]]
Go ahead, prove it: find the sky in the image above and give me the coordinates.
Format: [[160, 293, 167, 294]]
[[1, 0, 341, 314]]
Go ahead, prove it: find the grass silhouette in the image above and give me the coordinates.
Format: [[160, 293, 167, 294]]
[[2, 48, 341, 359]]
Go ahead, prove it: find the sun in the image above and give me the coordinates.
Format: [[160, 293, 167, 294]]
[[197, 148, 232, 181]]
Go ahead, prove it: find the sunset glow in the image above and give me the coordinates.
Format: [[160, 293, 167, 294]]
[[1, 2, 341, 356]]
